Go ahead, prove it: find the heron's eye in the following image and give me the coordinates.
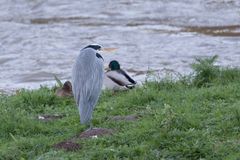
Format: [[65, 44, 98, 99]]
[[96, 53, 103, 60]]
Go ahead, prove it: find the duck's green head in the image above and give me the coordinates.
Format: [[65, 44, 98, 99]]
[[109, 60, 120, 70]]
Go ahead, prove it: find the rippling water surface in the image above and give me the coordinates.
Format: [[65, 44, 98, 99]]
[[0, 0, 240, 91]]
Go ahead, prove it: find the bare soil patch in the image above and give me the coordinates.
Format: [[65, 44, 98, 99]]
[[54, 140, 81, 151], [54, 128, 113, 151], [77, 128, 113, 139]]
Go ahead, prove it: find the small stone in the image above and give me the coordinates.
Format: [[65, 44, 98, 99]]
[[78, 128, 113, 139], [37, 114, 65, 122]]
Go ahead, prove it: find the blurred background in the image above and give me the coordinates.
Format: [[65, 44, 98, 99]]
[[0, 0, 239, 91]]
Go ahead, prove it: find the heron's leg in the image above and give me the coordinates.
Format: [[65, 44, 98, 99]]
[[89, 122, 93, 130], [85, 122, 93, 131]]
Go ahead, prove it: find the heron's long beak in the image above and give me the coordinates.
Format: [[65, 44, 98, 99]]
[[101, 48, 117, 53]]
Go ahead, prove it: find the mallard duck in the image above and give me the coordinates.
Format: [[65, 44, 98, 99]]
[[103, 60, 137, 90], [55, 81, 73, 97]]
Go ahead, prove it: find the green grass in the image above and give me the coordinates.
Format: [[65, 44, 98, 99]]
[[1, 56, 240, 159]]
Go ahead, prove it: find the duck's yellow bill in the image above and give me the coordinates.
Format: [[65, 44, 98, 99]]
[[104, 67, 111, 71]]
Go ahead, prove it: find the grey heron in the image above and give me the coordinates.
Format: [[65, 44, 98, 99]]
[[72, 44, 104, 128], [104, 60, 137, 90]]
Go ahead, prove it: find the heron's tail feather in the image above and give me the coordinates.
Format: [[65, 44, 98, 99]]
[[79, 102, 93, 125]]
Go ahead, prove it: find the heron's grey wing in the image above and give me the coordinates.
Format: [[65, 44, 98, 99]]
[[82, 59, 104, 123], [72, 50, 103, 124], [72, 53, 89, 107]]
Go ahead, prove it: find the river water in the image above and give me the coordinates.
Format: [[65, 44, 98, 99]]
[[0, 0, 239, 91]]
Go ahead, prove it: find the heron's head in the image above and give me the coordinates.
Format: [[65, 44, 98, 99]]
[[109, 60, 120, 70], [82, 44, 104, 60], [82, 44, 102, 51]]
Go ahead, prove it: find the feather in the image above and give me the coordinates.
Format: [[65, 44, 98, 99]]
[[105, 69, 136, 87], [72, 48, 104, 124], [117, 69, 136, 84]]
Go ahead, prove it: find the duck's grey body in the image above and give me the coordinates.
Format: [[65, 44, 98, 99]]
[[72, 46, 104, 125], [103, 60, 136, 90]]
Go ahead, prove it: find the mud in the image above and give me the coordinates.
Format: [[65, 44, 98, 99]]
[[77, 128, 113, 139], [54, 128, 113, 151], [54, 140, 81, 152]]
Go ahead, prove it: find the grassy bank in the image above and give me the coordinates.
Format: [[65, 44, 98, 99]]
[[0, 56, 240, 159]]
